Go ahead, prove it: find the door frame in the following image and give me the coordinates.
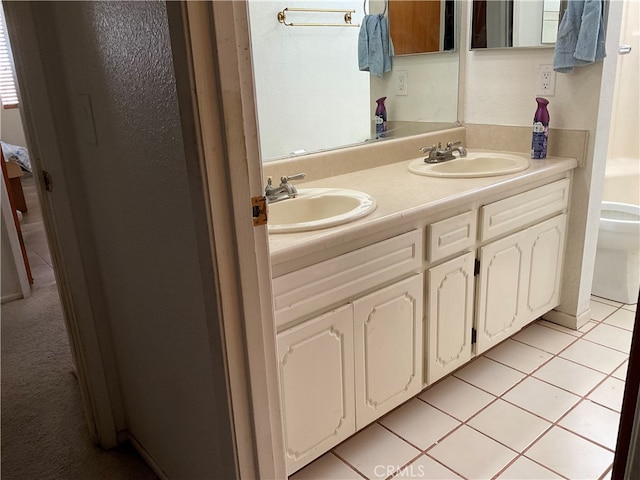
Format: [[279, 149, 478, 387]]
[[179, 2, 285, 477], [3, 1, 124, 448], [4, 1, 284, 477]]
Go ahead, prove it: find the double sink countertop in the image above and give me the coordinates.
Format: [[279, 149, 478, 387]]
[[267, 151, 578, 269]]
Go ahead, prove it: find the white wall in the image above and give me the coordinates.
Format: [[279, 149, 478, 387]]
[[603, 0, 639, 206], [463, 49, 602, 130], [0, 150, 29, 303], [0, 107, 26, 146], [370, 52, 459, 123], [1, 211, 21, 300], [606, 0, 639, 164], [249, 0, 370, 160], [0, 33, 29, 304], [513, 1, 543, 47], [461, 1, 612, 325], [23, 3, 237, 477], [0, 102, 27, 303]]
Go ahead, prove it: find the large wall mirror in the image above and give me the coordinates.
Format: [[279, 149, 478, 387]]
[[247, 0, 460, 162], [471, 0, 563, 49]]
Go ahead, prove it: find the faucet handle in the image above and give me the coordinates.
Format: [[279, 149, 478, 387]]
[[281, 172, 306, 183], [419, 145, 437, 154], [447, 140, 463, 148]]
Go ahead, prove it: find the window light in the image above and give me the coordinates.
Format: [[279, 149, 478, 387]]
[[0, 12, 18, 109]]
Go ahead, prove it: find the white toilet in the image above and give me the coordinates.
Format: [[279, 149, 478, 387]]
[[592, 201, 640, 304]]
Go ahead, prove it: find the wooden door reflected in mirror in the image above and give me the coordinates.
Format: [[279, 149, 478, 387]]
[[389, 0, 456, 55]]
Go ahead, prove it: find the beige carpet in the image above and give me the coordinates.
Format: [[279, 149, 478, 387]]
[[1, 282, 157, 479]]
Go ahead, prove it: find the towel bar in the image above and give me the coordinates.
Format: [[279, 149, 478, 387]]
[[277, 7, 360, 27]]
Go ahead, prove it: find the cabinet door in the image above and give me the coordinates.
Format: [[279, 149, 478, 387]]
[[426, 252, 475, 385], [353, 274, 423, 429], [524, 214, 567, 320], [476, 231, 527, 355], [476, 214, 568, 355], [277, 305, 355, 474]]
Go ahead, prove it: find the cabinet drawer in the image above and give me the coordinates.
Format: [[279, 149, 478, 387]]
[[427, 210, 477, 262], [480, 178, 570, 241], [273, 230, 423, 329]]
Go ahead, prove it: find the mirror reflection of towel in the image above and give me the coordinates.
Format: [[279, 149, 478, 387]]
[[553, 0, 606, 73], [358, 14, 394, 77]]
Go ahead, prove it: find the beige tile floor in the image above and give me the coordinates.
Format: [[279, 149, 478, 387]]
[[291, 296, 637, 480], [18, 174, 56, 287]]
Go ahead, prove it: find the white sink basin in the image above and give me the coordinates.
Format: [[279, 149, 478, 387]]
[[408, 152, 530, 178], [268, 188, 376, 233]]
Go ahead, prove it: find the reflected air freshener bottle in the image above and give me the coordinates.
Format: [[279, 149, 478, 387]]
[[375, 97, 387, 139], [531, 97, 549, 159]]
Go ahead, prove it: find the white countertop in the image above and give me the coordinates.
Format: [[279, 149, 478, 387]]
[[268, 151, 578, 266]]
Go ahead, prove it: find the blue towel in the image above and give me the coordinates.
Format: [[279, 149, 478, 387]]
[[553, 0, 606, 73], [358, 14, 394, 77]]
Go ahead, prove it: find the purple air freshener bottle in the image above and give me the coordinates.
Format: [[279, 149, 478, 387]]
[[531, 97, 549, 159], [375, 97, 387, 139]]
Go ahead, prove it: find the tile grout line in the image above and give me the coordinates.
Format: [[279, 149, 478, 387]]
[[422, 451, 470, 480], [385, 451, 433, 480], [490, 446, 570, 480], [598, 464, 614, 480], [329, 450, 368, 480]]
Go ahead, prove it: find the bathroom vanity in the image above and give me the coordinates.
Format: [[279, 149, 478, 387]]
[[268, 152, 577, 474]]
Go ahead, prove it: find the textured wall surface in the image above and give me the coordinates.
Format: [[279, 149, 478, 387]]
[[31, 2, 236, 477]]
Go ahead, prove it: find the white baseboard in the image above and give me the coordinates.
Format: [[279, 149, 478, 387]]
[[543, 307, 591, 330], [127, 432, 169, 480], [1, 292, 24, 304]]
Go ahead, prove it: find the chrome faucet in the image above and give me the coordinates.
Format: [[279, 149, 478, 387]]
[[420, 141, 467, 163], [265, 173, 306, 203]]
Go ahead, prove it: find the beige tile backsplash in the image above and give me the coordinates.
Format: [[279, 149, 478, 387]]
[[262, 124, 588, 183], [465, 124, 589, 168], [262, 126, 466, 183]]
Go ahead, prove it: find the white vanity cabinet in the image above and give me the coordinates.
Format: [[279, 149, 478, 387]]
[[475, 179, 570, 354], [273, 173, 573, 475], [425, 211, 477, 385], [273, 230, 423, 474]]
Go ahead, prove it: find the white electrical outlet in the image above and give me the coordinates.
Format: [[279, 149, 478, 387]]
[[538, 64, 556, 96], [396, 70, 408, 96]]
